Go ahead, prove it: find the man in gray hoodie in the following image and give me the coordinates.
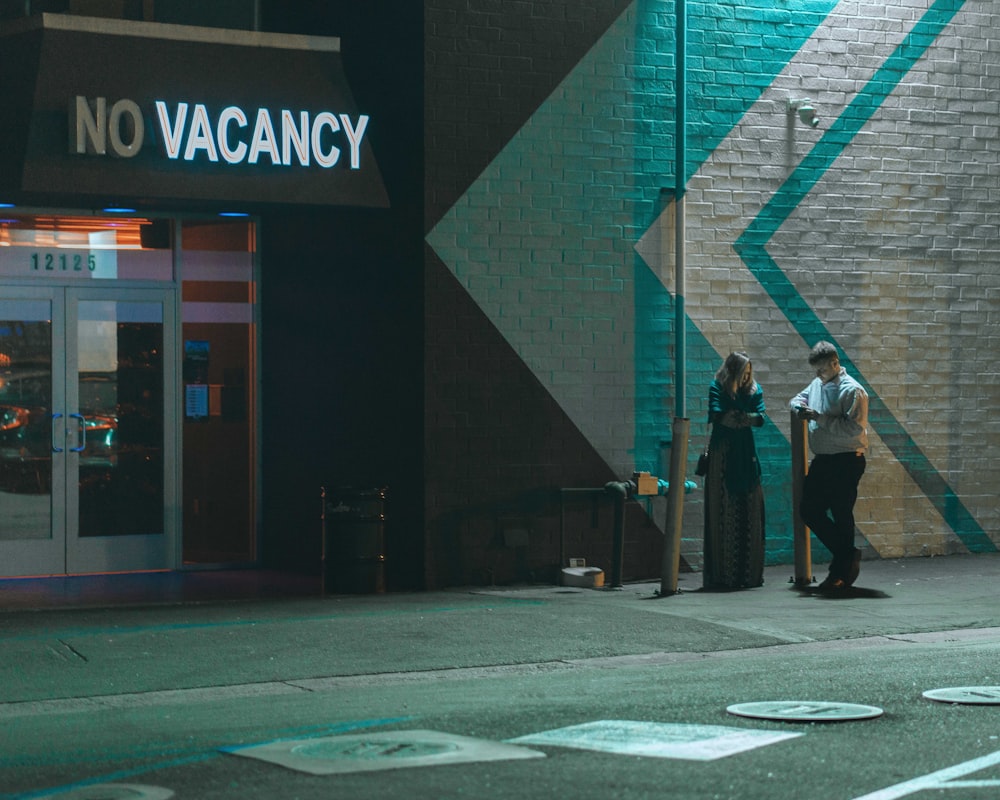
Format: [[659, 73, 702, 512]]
[[790, 341, 869, 591]]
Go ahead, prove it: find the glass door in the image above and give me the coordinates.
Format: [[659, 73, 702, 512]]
[[0, 289, 62, 575], [0, 287, 177, 576]]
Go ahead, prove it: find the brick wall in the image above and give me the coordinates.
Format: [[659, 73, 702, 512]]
[[424, 0, 1000, 588]]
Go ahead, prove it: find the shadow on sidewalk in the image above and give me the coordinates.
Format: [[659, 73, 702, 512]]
[[792, 585, 891, 600]]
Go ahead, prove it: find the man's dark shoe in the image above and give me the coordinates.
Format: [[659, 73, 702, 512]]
[[845, 548, 862, 587], [818, 575, 846, 592]]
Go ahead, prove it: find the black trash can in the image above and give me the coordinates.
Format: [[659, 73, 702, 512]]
[[321, 486, 387, 594]]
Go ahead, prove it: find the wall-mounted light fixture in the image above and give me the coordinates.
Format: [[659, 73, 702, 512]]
[[788, 97, 819, 128]]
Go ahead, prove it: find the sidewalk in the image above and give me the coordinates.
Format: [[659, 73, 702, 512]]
[[1, 553, 998, 710], [2, 552, 1000, 800], [479, 552, 1000, 646]]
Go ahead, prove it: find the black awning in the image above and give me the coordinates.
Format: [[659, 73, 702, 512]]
[[0, 14, 389, 209]]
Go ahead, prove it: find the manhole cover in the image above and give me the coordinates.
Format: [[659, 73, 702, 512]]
[[33, 786, 174, 800], [727, 701, 883, 722], [292, 739, 460, 760], [923, 686, 1000, 705]]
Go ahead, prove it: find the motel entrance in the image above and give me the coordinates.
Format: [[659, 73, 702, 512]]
[[0, 213, 258, 577], [0, 13, 387, 584]]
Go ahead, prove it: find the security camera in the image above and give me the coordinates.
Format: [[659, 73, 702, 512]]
[[788, 98, 819, 128]]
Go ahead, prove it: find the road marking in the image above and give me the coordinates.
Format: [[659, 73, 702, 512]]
[[4, 719, 414, 799], [9, 755, 214, 800], [508, 720, 801, 761], [226, 729, 544, 775], [852, 749, 1000, 799]]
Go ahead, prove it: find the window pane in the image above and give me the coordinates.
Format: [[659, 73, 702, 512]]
[[0, 305, 53, 541], [181, 218, 255, 564], [0, 215, 173, 281]]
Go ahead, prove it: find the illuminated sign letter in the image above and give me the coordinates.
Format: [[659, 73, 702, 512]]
[[218, 106, 249, 164], [281, 110, 310, 167], [340, 114, 369, 170], [71, 96, 107, 155], [107, 99, 144, 158], [72, 98, 375, 175], [311, 112, 340, 168], [70, 97, 144, 158], [156, 101, 188, 160], [184, 104, 219, 162], [248, 108, 280, 165]]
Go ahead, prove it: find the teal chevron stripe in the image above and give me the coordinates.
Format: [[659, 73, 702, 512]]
[[742, 0, 969, 242], [735, 0, 994, 552], [634, 0, 838, 474]]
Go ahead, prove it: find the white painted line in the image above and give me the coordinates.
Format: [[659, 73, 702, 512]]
[[851, 749, 1000, 800]]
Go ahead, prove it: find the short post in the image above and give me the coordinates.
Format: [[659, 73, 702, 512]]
[[790, 410, 813, 585], [320, 486, 327, 596], [659, 416, 690, 596], [605, 481, 629, 588]]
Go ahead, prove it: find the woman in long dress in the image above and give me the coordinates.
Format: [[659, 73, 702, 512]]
[[703, 351, 766, 590]]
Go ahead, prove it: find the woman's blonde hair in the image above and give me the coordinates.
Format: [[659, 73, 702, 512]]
[[715, 351, 758, 396]]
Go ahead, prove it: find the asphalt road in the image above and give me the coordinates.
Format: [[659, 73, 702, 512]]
[[2, 555, 1000, 800]]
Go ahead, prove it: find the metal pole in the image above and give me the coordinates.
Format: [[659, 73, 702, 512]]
[[656, 0, 689, 599], [659, 416, 690, 595], [790, 411, 813, 585], [674, 0, 687, 419]]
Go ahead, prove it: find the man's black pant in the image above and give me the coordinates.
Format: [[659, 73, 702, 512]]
[[800, 452, 866, 579]]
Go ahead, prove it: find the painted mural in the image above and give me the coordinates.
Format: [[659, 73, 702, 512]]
[[426, 0, 998, 582]]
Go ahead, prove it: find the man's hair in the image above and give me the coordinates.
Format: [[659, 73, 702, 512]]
[[807, 340, 840, 365]]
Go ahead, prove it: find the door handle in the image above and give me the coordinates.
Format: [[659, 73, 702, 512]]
[[51, 412, 64, 453], [69, 413, 86, 453]]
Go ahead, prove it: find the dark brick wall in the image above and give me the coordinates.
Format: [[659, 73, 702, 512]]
[[425, 0, 633, 229], [423, 0, 664, 588], [424, 246, 664, 588], [259, 1, 425, 590]]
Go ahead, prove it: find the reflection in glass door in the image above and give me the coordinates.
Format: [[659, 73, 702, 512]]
[[0, 294, 59, 575], [68, 293, 175, 573], [0, 288, 176, 576]]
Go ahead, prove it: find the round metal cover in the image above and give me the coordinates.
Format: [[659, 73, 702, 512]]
[[291, 738, 460, 761], [923, 686, 1000, 705], [727, 701, 883, 722]]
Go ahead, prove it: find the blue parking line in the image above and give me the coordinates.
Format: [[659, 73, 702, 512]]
[[2, 716, 414, 800]]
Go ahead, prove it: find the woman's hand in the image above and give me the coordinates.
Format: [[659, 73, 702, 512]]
[[721, 410, 748, 428]]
